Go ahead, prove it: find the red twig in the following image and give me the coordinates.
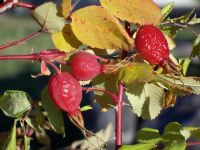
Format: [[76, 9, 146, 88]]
[[187, 141, 200, 147], [0, 52, 63, 74], [15, 2, 36, 10], [115, 82, 124, 149], [0, 29, 42, 50], [83, 87, 118, 104]]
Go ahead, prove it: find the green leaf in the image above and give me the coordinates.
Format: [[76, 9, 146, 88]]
[[164, 122, 182, 133], [92, 74, 117, 110], [170, 9, 195, 24], [161, 26, 182, 39], [5, 120, 17, 150], [120, 143, 157, 150], [163, 122, 186, 150], [188, 14, 200, 25], [24, 136, 31, 150], [51, 24, 82, 52], [191, 36, 200, 57], [80, 105, 92, 112], [100, 0, 162, 25], [41, 86, 65, 135], [116, 63, 154, 84], [71, 6, 133, 51], [181, 127, 200, 140], [0, 90, 32, 118], [155, 75, 200, 95], [136, 128, 162, 143], [161, 2, 174, 21], [28, 105, 46, 134], [32, 2, 65, 33], [163, 132, 186, 150], [179, 58, 191, 76], [126, 83, 165, 120]]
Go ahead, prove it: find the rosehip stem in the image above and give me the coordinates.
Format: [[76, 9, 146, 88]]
[[83, 87, 118, 104], [115, 82, 124, 149], [187, 141, 200, 147], [15, 2, 36, 10], [0, 52, 62, 74], [0, 29, 42, 51]]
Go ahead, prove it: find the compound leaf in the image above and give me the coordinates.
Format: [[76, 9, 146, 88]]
[[120, 143, 157, 150]]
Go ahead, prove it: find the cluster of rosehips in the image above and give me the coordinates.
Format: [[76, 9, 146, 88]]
[[48, 25, 177, 127]]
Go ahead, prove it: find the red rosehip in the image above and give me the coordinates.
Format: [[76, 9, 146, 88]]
[[48, 72, 82, 116], [135, 25, 169, 66], [71, 52, 102, 81]]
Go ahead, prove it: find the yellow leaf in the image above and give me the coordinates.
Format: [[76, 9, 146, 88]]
[[51, 24, 82, 52], [163, 91, 177, 108], [71, 6, 133, 51], [60, 0, 72, 18], [100, 0, 162, 25]]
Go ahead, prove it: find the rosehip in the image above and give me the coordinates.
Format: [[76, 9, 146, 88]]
[[135, 25, 169, 66], [48, 72, 82, 116], [71, 52, 102, 81]]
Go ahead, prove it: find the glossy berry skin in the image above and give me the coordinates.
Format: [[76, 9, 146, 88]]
[[48, 72, 82, 115], [71, 52, 102, 81], [135, 25, 169, 66]]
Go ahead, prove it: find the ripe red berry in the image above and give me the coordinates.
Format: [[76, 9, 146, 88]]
[[71, 52, 102, 81], [48, 72, 82, 116], [135, 25, 169, 66]]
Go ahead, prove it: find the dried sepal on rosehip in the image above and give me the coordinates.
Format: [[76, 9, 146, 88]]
[[135, 25, 181, 75]]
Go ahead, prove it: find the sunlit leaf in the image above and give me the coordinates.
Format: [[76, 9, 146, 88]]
[[126, 83, 164, 120], [191, 36, 200, 57], [120, 143, 157, 150], [100, 0, 162, 25], [5, 120, 17, 150], [179, 58, 191, 76], [51, 24, 82, 52], [32, 2, 65, 33], [71, 6, 133, 51], [0, 90, 32, 118], [116, 63, 154, 84], [71, 123, 113, 149], [24, 136, 31, 150], [136, 128, 162, 143], [80, 105, 92, 112], [188, 14, 200, 25], [182, 127, 200, 139], [161, 2, 174, 21], [41, 86, 65, 135], [154, 75, 193, 95], [60, 0, 72, 18], [155, 75, 200, 95]]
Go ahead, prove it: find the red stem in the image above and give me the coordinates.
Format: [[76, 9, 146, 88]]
[[115, 82, 124, 149], [0, 29, 42, 50], [83, 87, 118, 104], [15, 2, 36, 10], [187, 141, 200, 147], [0, 53, 61, 74]]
